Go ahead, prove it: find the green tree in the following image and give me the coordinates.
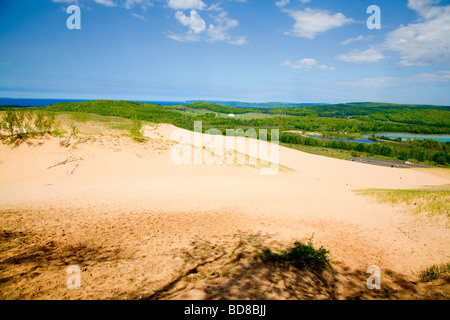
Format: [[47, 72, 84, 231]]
[[398, 151, 408, 161]]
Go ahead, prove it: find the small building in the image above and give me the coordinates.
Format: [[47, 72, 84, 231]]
[[228, 114, 235, 118]]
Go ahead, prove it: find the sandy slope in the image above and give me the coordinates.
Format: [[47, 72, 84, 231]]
[[0, 123, 449, 300]]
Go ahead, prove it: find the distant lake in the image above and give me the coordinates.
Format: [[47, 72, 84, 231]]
[[310, 136, 378, 144], [0, 98, 90, 107], [0, 98, 186, 107], [364, 133, 450, 142]]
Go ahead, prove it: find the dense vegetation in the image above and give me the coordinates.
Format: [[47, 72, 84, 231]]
[[281, 133, 450, 165], [269, 103, 449, 133], [183, 102, 450, 134], [186, 100, 326, 109], [1, 99, 449, 166], [179, 102, 264, 115]]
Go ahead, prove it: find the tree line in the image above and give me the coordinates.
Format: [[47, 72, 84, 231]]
[[280, 133, 450, 166]]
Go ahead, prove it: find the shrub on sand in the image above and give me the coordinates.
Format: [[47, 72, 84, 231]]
[[130, 115, 145, 143], [417, 262, 450, 283], [258, 235, 330, 272]]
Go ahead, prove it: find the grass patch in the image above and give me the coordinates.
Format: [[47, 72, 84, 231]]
[[282, 142, 424, 164], [282, 143, 355, 160], [173, 107, 284, 120], [258, 235, 330, 272], [109, 123, 133, 131], [70, 112, 90, 123], [56, 112, 143, 136], [357, 189, 450, 220], [416, 262, 450, 282], [130, 115, 145, 143]]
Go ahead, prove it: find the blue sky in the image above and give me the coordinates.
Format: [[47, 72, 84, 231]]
[[0, 0, 449, 105]]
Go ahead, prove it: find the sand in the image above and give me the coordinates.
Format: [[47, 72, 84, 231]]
[[0, 123, 449, 300]]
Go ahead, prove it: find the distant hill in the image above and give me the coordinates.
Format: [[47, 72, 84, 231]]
[[185, 101, 328, 109]]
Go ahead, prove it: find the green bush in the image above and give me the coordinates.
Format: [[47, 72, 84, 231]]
[[130, 115, 144, 142], [52, 120, 66, 138], [259, 235, 330, 272], [351, 150, 359, 158], [417, 262, 450, 282], [397, 151, 408, 161], [43, 112, 56, 132], [34, 111, 45, 132], [16, 110, 25, 133], [1, 109, 18, 141], [433, 151, 449, 165]]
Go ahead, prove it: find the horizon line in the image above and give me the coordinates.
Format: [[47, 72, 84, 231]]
[[0, 97, 449, 108]]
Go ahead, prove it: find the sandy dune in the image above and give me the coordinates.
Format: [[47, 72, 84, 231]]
[[0, 123, 449, 299]]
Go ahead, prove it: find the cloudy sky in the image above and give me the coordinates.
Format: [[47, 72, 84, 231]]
[[0, 0, 449, 105]]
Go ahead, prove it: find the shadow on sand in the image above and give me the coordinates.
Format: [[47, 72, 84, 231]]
[[1, 229, 448, 300], [144, 233, 449, 300]]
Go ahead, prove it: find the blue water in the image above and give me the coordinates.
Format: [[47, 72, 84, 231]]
[[0, 98, 186, 107], [309, 136, 378, 144], [0, 98, 89, 107], [139, 101, 186, 106], [364, 133, 450, 143]]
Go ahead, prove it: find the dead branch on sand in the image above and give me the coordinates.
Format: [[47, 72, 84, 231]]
[[60, 126, 75, 147], [47, 158, 82, 170], [70, 164, 79, 175]]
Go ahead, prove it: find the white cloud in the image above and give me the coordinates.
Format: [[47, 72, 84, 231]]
[[407, 0, 442, 18], [205, 3, 222, 11], [93, 0, 116, 7], [335, 1, 449, 67], [341, 35, 372, 46], [341, 71, 450, 87], [174, 10, 206, 33], [168, 5, 246, 45], [337, 47, 386, 63], [281, 58, 334, 72], [206, 11, 247, 45], [53, 0, 154, 10], [383, 0, 450, 67], [167, 0, 206, 10], [125, 0, 140, 9], [275, 0, 289, 7], [275, 0, 310, 8], [167, 32, 201, 42], [52, 0, 79, 3], [282, 8, 354, 39], [53, 0, 155, 10], [132, 13, 146, 20], [124, 0, 153, 10]]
